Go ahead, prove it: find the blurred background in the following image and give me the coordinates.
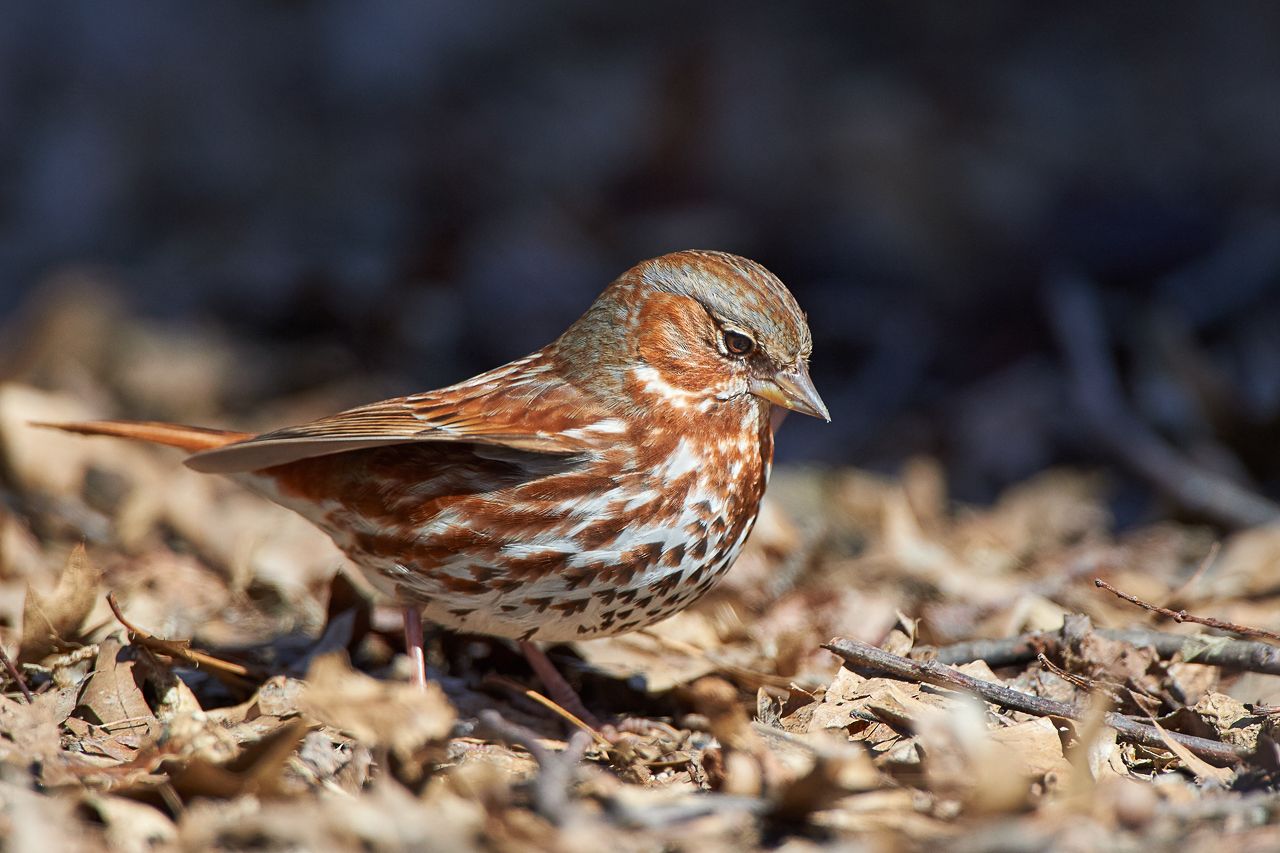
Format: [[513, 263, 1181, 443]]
[[3, 1, 1280, 520]]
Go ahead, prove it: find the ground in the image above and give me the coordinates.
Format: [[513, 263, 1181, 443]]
[[4, 299, 1280, 852]]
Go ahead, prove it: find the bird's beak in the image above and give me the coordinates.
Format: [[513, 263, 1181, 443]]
[[750, 365, 830, 422]]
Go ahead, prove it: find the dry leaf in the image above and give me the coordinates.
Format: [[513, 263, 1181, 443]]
[[988, 717, 1073, 779], [80, 794, 178, 853], [20, 544, 101, 664], [1190, 692, 1259, 751], [1149, 717, 1233, 785], [166, 717, 310, 801], [74, 639, 158, 736], [0, 692, 68, 766], [300, 653, 455, 761], [911, 697, 1032, 812]]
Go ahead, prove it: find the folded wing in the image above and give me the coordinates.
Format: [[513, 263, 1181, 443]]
[[186, 352, 608, 473]]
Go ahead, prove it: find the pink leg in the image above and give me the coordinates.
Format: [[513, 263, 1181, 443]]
[[519, 641, 600, 728], [403, 606, 426, 690]]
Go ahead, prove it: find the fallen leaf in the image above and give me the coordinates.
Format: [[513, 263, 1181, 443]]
[[1149, 717, 1233, 785], [300, 653, 455, 762], [0, 691, 68, 767], [1191, 692, 1259, 751], [80, 793, 178, 853], [911, 698, 1033, 813], [988, 717, 1073, 779], [19, 543, 100, 664], [73, 639, 158, 738], [166, 717, 310, 801]]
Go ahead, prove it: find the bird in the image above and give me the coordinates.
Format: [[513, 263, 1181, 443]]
[[42, 250, 827, 721]]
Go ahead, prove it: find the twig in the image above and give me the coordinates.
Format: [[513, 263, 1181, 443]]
[[522, 688, 610, 749], [823, 636, 1247, 766], [0, 643, 33, 702], [106, 593, 263, 688], [537, 729, 592, 822], [484, 673, 610, 748], [927, 634, 1046, 668], [477, 709, 592, 825], [1095, 578, 1280, 644], [1035, 653, 1116, 697], [1034, 652, 1165, 713], [926, 624, 1280, 676], [603, 793, 770, 829], [1045, 272, 1280, 528]]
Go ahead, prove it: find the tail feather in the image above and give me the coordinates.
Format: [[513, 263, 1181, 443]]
[[33, 420, 253, 453]]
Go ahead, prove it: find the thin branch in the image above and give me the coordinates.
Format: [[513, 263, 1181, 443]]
[[107, 593, 263, 688], [0, 643, 32, 702], [823, 636, 1247, 766], [523, 689, 610, 749], [926, 634, 1045, 668], [1045, 272, 1280, 528], [1035, 653, 1116, 698], [926, 624, 1280, 676], [603, 793, 770, 829], [1095, 578, 1280, 644], [477, 709, 593, 826]]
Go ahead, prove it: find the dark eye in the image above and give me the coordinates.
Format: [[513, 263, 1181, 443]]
[[722, 329, 755, 356]]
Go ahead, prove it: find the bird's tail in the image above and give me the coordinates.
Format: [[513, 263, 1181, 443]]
[[33, 420, 252, 453]]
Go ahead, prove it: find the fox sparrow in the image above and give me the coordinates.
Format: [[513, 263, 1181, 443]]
[[47, 250, 827, 713]]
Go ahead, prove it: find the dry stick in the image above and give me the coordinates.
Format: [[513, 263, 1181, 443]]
[[928, 626, 1280, 676], [1035, 652, 1111, 695], [604, 794, 770, 829], [1035, 652, 1166, 714], [1095, 578, 1280, 645], [522, 689, 610, 749], [106, 593, 263, 687], [477, 709, 593, 826], [0, 643, 33, 702], [483, 673, 609, 748], [927, 634, 1044, 668], [1045, 272, 1280, 529], [823, 637, 1247, 766]]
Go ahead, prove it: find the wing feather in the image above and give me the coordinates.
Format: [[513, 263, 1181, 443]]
[[185, 352, 611, 474]]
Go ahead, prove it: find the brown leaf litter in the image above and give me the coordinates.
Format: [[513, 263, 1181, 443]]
[[7, 318, 1280, 850]]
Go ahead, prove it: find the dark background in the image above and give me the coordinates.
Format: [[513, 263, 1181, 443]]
[[4, 2, 1280, 515]]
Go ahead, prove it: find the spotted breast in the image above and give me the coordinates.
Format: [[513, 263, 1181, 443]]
[[251, 378, 774, 642]]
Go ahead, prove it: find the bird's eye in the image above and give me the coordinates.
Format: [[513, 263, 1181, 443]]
[[722, 329, 755, 356]]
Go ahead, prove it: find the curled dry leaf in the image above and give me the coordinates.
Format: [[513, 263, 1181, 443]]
[[767, 732, 882, 822], [1191, 692, 1259, 751], [1149, 717, 1234, 785], [299, 653, 455, 762], [0, 691, 68, 770], [688, 676, 773, 796], [166, 717, 311, 802], [910, 697, 1034, 813], [80, 793, 178, 852], [74, 639, 157, 735], [19, 543, 100, 664]]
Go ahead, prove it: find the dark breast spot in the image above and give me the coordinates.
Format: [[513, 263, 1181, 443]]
[[505, 548, 570, 581], [438, 575, 489, 595], [522, 595, 554, 613], [550, 597, 591, 616]]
